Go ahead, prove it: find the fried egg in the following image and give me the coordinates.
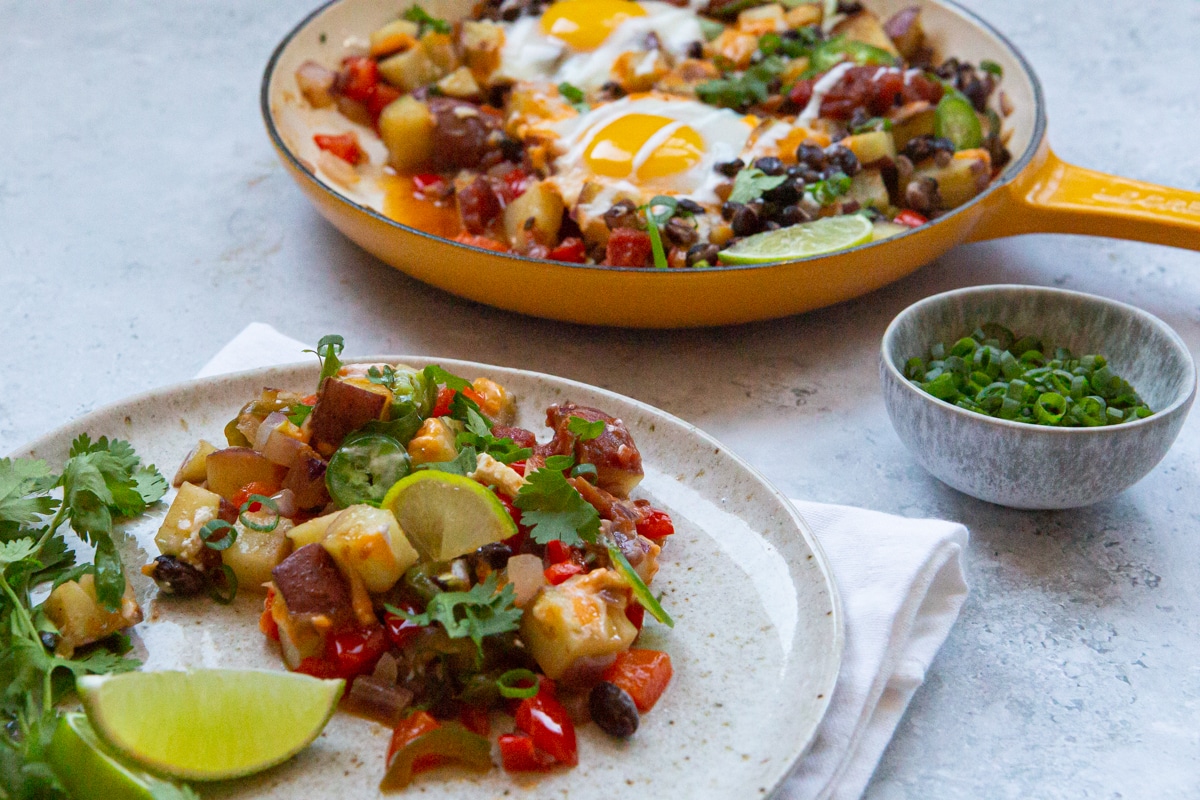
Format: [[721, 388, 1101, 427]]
[[497, 0, 705, 90], [546, 94, 757, 211]]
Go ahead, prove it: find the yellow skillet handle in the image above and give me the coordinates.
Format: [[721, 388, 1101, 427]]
[[968, 144, 1200, 250]]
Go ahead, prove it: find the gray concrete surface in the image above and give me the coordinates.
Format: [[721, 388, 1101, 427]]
[[2, 1, 1198, 796]]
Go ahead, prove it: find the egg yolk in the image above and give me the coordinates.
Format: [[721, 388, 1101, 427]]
[[584, 113, 705, 179], [540, 0, 647, 50]]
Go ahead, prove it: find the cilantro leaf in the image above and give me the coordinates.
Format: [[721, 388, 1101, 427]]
[[403, 4, 451, 35], [453, 408, 531, 465], [695, 55, 785, 111], [134, 467, 169, 506], [0, 538, 39, 567], [513, 461, 600, 547], [567, 416, 606, 441], [388, 573, 521, 654], [449, 389, 487, 425], [304, 334, 345, 385], [729, 167, 788, 204], [287, 403, 313, 427], [0, 459, 58, 533], [557, 82, 589, 113], [423, 364, 472, 392], [415, 445, 479, 476], [808, 171, 852, 205]]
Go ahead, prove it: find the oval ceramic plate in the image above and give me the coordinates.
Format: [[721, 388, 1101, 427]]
[[17, 359, 842, 799]]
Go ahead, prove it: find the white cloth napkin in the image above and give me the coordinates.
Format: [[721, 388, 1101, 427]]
[[200, 323, 970, 800]]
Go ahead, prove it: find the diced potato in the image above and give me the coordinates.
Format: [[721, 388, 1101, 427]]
[[222, 518, 294, 590], [471, 377, 516, 424], [520, 569, 638, 680], [710, 28, 759, 70], [883, 7, 924, 60], [841, 130, 896, 165], [847, 169, 889, 209], [460, 20, 505, 83], [407, 417, 459, 465], [281, 445, 331, 511], [437, 66, 481, 99], [784, 2, 822, 27], [421, 31, 459, 74], [889, 102, 935, 149], [44, 574, 143, 658], [832, 10, 901, 57], [173, 439, 218, 487], [737, 3, 785, 34], [308, 377, 392, 457], [156, 482, 221, 558], [469, 453, 526, 498], [378, 46, 442, 94], [370, 19, 420, 58], [205, 447, 286, 502], [321, 505, 420, 593], [780, 56, 812, 87], [503, 181, 564, 248], [378, 96, 436, 173], [613, 50, 669, 93], [915, 153, 990, 209], [287, 511, 340, 548]]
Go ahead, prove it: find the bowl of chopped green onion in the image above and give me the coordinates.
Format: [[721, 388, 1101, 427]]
[[881, 285, 1196, 509]]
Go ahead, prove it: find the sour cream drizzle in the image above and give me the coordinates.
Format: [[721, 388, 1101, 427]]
[[797, 61, 855, 125]]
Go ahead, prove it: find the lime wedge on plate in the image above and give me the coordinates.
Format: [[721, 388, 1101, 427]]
[[78, 669, 343, 781], [382, 470, 517, 561], [47, 713, 171, 800], [718, 214, 874, 264]]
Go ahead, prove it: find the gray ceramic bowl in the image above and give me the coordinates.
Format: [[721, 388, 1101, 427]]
[[881, 285, 1196, 509]]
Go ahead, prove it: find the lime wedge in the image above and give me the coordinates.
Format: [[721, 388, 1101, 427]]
[[78, 669, 343, 781], [717, 214, 874, 264], [382, 470, 517, 561], [46, 713, 167, 800]]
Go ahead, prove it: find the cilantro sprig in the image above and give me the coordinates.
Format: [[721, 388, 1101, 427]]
[[567, 416, 606, 441], [0, 441, 187, 799], [557, 82, 589, 114], [403, 4, 451, 35], [728, 167, 788, 204], [514, 455, 600, 547], [305, 334, 344, 387], [387, 573, 521, 656]]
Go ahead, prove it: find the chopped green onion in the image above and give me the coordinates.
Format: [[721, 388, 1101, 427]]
[[570, 463, 598, 480], [496, 668, 539, 699], [979, 59, 1003, 78], [199, 519, 237, 551], [239, 494, 280, 532], [209, 564, 239, 605], [607, 545, 673, 627]]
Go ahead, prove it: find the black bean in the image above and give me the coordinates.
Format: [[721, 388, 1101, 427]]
[[901, 135, 955, 164], [780, 204, 809, 226], [475, 541, 513, 570], [589, 682, 639, 737], [676, 198, 705, 216], [715, 158, 744, 177], [731, 205, 761, 236], [825, 145, 860, 176], [149, 555, 209, 596], [795, 143, 827, 169], [905, 176, 940, 213], [836, 0, 863, 13], [664, 218, 699, 248], [800, 167, 823, 183], [786, 164, 805, 178], [720, 200, 743, 221], [498, 136, 524, 162], [604, 200, 638, 230], [686, 40, 704, 59], [598, 81, 627, 101], [753, 156, 785, 176], [763, 178, 801, 205], [686, 242, 720, 266]]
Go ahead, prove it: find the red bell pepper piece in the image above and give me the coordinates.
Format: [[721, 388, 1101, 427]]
[[232, 481, 279, 509], [328, 625, 388, 680], [431, 385, 486, 417], [625, 601, 645, 632], [547, 236, 586, 263], [498, 732, 556, 772], [894, 209, 928, 228], [384, 604, 424, 650], [544, 562, 584, 585], [453, 232, 509, 252], [545, 540, 573, 565], [514, 682, 577, 766], [460, 706, 491, 737], [340, 56, 379, 103], [365, 83, 401, 123], [635, 508, 675, 543], [313, 132, 365, 165], [602, 649, 672, 712], [497, 168, 531, 203], [386, 711, 444, 771], [259, 587, 280, 641], [412, 173, 446, 194], [294, 657, 341, 680]]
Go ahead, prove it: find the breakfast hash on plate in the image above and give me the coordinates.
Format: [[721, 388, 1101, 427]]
[[289, 0, 1013, 267]]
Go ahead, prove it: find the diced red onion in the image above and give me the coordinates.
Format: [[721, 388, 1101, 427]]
[[506, 554, 547, 607], [262, 427, 307, 468], [295, 60, 336, 108], [372, 652, 398, 685], [346, 676, 414, 726], [270, 489, 297, 519], [255, 412, 289, 452]]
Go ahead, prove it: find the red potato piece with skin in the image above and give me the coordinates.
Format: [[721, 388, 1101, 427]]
[[428, 97, 502, 170], [491, 425, 537, 449], [271, 543, 355, 629], [282, 445, 331, 510], [308, 378, 390, 457], [883, 7, 924, 60], [205, 447, 287, 502], [544, 403, 643, 497]]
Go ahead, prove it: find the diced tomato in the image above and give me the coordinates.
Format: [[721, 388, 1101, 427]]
[[327, 625, 389, 681], [635, 508, 675, 543], [232, 481, 278, 509], [498, 733, 556, 772], [302, 393, 319, 405], [497, 494, 529, 551], [365, 83, 401, 123], [259, 588, 280, 641], [432, 385, 486, 417], [605, 227, 653, 268], [602, 649, 673, 712], [340, 56, 379, 103], [412, 173, 446, 194], [625, 601, 645, 632], [544, 562, 584, 585], [497, 168, 531, 203], [894, 209, 928, 228], [384, 605, 424, 650], [453, 232, 509, 252], [387, 711, 443, 770], [295, 657, 341, 680], [514, 682, 577, 766], [460, 706, 491, 737], [545, 540, 573, 565], [313, 132, 365, 166], [547, 237, 586, 263], [508, 460, 527, 476]]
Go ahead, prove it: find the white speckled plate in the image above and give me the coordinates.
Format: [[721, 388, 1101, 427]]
[[16, 359, 842, 799]]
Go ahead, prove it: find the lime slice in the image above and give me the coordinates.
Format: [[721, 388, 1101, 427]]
[[717, 214, 874, 264], [382, 470, 517, 561], [78, 669, 343, 781], [46, 713, 166, 800]]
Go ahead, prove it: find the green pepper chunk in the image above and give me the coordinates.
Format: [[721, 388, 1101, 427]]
[[935, 94, 983, 150], [379, 725, 491, 790], [326, 432, 412, 508]]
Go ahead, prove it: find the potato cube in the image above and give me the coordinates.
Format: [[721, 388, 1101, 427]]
[[156, 482, 221, 558], [520, 569, 638, 679], [44, 574, 143, 658], [833, 10, 901, 57], [883, 7, 924, 60], [206, 447, 286, 502], [421, 31, 459, 74], [172, 439, 217, 487], [378, 46, 442, 94], [321, 505, 420, 593], [308, 377, 392, 457], [436, 66, 481, 99], [503, 181, 564, 248], [470, 377, 516, 424], [378, 96, 436, 173], [915, 153, 990, 209], [889, 102, 935, 149], [840, 130, 896, 166], [460, 20, 504, 83], [287, 511, 339, 549], [222, 518, 294, 590], [407, 417, 459, 466], [784, 3, 822, 27], [737, 3, 785, 34], [370, 19, 420, 58], [847, 169, 889, 209]]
